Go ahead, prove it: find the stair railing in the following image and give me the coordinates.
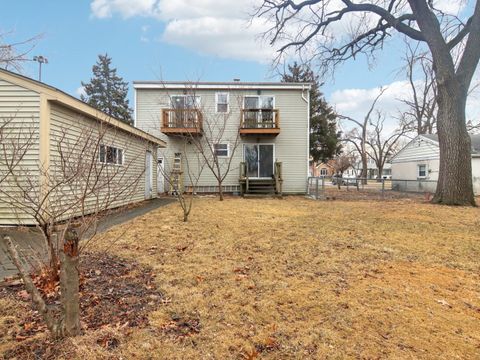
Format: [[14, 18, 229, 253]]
[[274, 161, 283, 195]]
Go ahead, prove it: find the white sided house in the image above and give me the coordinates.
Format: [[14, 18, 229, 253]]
[[133, 81, 310, 195], [0, 69, 166, 225], [391, 134, 480, 194]]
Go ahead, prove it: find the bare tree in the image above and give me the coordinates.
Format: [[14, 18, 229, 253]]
[[340, 88, 386, 184], [255, 0, 480, 205], [333, 153, 355, 176], [159, 140, 205, 222], [0, 116, 146, 338], [162, 85, 242, 201], [399, 42, 437, 135], [0, 31, 42, 72], [366, 111, 408, 180]]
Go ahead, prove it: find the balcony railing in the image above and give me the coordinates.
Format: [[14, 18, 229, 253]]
[[161, 109, 203, 135], [240, 109, 280, 136]]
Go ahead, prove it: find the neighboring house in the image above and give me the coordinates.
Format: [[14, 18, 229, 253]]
[[0, 69, 166, 225], [310, 160, 335, 177], [134, 81, 310, 195], [339, 157, 392, 179], [391, 134, 480, 194]]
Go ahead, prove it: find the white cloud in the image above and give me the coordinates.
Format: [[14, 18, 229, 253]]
[[162, 17, 273, 63], [76, 86, 86, 98], [90, 0, 272, 63], [90, 0, 162, 19]]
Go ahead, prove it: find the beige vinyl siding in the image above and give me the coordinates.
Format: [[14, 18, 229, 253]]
[[48, 102, 157, 221], [0, 79, 40, 225], [135, 88, 309, 194]]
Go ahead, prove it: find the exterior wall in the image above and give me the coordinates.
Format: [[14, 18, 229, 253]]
[[135, 87, 309, 194], [48, 102, 158, 221], [0, 79, 40, 225], [472, 157, 480, 195], [391, 137, 440, 193], [313, 163, 334, 177], [391, 135, 480, 195]]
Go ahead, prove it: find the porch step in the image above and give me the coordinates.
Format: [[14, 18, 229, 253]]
[[243, 193, 282, 198], [245, 179, 276, 195]]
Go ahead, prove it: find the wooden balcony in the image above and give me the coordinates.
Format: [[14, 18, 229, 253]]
[[161, 109, 203, 136], [240, 109, 280, 136]]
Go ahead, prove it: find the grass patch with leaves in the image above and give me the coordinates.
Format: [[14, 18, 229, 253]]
[[2, 196, 480, 359]]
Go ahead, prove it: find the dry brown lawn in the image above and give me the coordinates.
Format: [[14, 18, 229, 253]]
[[2, 196, 480, 359]]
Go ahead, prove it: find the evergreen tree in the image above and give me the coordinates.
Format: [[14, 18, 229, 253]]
[[282, 62, 341, 163], [81, 54, 133, 124]]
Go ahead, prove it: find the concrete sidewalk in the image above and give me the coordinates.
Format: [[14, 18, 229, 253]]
[[0, 197, 174, 283]]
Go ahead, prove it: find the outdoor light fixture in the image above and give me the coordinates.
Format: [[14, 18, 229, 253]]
[[33, 55, 48, 82]]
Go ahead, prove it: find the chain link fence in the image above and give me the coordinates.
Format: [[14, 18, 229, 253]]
[[307, 176, 437, 200]]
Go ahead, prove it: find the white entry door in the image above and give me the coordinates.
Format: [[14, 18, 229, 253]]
[[145, 151, 153, 199], [157, 157, 165, 194]]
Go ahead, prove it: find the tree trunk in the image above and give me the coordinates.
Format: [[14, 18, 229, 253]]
[[59, 226, 81, 337], [361, 154, 368, 185], [218, 180, 224, 201], [432, 81, 475, 206], [4, 236, 63, 338], [377, 165, 384, 182]]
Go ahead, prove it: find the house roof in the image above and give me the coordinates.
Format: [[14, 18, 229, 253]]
[[420, 133, 480, 155], [391, 133, 480, 162], [133, 80, 312, 91], [0, 68, 166, 147]]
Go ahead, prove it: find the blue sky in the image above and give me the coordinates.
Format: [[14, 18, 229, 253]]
[[2, 0, 478, 128]]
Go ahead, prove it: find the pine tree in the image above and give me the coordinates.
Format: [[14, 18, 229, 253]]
[[81, 54, 133, 124], [281, 62, 341, 163]]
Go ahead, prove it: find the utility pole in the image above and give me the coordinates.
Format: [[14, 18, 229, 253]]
[[33, 55, 48, 82]]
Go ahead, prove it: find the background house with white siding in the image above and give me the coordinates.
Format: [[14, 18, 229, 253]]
[[133, 81, 310, 195], [0, 68, 166, 225], [391, 134, 480, 194]]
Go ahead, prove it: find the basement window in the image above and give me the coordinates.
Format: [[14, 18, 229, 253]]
[[99, 145, 124, 165]]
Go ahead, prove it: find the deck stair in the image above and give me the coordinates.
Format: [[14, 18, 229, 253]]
[[239, 161, 283, 198]]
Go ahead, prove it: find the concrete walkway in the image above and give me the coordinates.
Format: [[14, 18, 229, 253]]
[[0, 197, 174, 283]]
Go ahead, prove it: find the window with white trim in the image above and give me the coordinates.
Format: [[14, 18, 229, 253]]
[[213, 143, 229, 157], [320, 168, 328, 176], [99, 145, 124, 165], [417, 164, 427, 178], [216, 92, 229, 113], [171, 95, 200, 109]]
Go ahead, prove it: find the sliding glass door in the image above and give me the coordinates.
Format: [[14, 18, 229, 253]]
[[244, 144, 275, 178]]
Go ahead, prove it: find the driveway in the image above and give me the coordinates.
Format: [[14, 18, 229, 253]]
[[0, 197, 174, 283]]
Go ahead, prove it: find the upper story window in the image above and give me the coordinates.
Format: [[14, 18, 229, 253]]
[[216, 92, 229, 113], [244, 95, 275, 110], [320, 168, 328, 176], [171, 95, 200, 109], [99, 144, 124, 165]]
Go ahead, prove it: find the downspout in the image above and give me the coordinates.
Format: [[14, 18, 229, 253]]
[[303, 85, 310, 187]]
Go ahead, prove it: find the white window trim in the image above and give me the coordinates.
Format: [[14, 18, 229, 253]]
[[213, 143, 230, 158], [243, 95, 276, 109], [99, 144, 125, 166], [170, 94, 201, 108], [417, 164, 427, 178], [215, 92, 230, 113]]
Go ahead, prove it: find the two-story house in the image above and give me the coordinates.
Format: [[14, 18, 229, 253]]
[[133, 81, 310, 195]]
